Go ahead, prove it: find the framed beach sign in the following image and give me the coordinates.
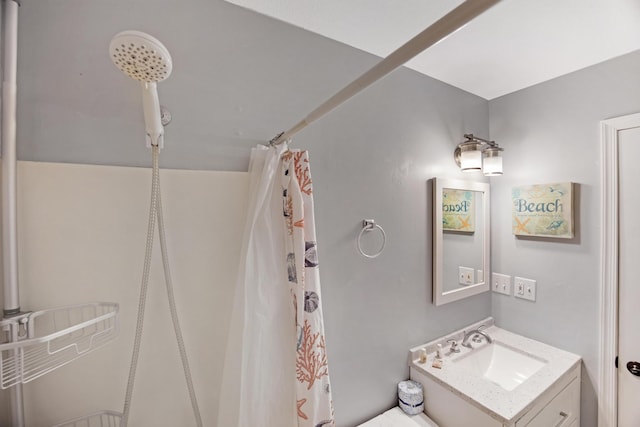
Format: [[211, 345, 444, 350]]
[[512, 182, 574, 238], [442, 188, 475, 232]]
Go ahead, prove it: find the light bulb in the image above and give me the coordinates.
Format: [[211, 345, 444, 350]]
[[460, 142, 482, 172], [482, 147, 503, 176]]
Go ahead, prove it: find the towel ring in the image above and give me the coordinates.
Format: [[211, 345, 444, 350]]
[[357, 219, 386, 258]]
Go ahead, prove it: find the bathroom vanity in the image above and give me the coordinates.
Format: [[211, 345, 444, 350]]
[[409, 318, 581, 427]]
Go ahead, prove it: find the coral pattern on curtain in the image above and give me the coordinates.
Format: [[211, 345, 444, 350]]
[[217, 144, 334, 427], [281, 149, 334, 426]]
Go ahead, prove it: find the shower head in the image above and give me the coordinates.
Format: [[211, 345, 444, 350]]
[[109, 30, 172, 83], [109, 30, 173, 149]]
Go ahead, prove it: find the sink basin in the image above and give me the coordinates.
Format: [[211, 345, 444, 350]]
[[453, 342, 547, 391], [409, 322, 583, 424]]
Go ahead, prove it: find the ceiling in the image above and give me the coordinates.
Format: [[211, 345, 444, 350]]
[[224, 0, 640, 100]]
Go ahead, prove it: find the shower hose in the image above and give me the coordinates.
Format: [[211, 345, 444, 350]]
[[121, 146, 203, 427]]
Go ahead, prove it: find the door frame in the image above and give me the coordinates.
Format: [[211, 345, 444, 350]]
[[599, 112, 640, 427]]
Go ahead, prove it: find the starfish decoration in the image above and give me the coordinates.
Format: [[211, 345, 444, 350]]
[[297, 398, 308, 420], [514, 217, 530, 234], [459, 216, 471, 230]]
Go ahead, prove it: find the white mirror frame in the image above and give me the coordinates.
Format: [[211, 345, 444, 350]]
[[433, 178, 490, 305]]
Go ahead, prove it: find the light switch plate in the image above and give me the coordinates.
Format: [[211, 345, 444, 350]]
[[492, 272, 511, 295], [515, 277, 536, 301], [459, 267, 474, 285]]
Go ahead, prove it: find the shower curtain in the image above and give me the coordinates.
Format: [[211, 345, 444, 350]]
[[218, 144, 334, 427]]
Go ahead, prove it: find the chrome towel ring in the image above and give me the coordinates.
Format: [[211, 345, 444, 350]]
[[357, 219, 386, 258]]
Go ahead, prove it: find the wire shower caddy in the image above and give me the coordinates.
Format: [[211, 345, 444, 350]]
[[0, 302, 119, 390], [52, 410, 123, 427]]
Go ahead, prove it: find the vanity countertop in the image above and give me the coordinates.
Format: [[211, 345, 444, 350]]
[[409, 319, 581, 423]]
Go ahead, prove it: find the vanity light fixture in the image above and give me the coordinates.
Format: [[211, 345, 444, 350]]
[[454, 134, 504, 176]]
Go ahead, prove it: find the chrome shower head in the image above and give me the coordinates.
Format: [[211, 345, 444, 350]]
[[109, 31, 172, 149]]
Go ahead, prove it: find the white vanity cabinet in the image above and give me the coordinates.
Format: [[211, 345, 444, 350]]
[[408, 319, 582, 427], [410, 364, 580, 427], [514, 365, 580, 427]]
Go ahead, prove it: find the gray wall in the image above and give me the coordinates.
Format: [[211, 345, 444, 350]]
[[304, 70, 490, 425], [488, 49, 640, 427], [3, 1, 491, 426]]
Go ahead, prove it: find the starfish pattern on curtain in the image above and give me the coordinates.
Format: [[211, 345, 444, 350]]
[[281, 150, 335, 427]]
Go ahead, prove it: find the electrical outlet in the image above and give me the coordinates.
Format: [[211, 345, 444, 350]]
[[492, 272, 511, 295], [459, 267, 474, 285], [515, 277, 536, 301]]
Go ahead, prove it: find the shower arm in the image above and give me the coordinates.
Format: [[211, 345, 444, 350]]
[[270, 0, 501, 146]]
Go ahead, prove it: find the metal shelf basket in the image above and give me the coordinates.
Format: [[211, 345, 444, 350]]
[[52, 410, 123, 427], [0, 302, 119, 389]]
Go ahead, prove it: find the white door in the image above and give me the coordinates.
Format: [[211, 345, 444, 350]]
[[618, 124, 640, 425]]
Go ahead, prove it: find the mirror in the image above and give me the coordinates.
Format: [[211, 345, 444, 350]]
[[432, 178, 490, 305]]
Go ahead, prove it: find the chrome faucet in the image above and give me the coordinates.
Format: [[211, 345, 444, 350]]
[[461, 325, 493, 348]]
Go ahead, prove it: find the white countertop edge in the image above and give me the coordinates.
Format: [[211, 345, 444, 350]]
[[408, 320, 582, 422]]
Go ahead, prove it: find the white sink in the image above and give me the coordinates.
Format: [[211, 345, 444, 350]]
[[453, 342, 547, 391]]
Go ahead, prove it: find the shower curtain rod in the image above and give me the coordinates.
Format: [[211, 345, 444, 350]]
[[270, 0, 501, 146]]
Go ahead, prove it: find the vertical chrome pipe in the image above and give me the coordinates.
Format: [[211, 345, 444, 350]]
[[2, 1, 25, 426], [2, 0, 19, 315]]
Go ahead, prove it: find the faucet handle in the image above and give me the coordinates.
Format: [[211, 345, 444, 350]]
[[447, 339, 460, 353], [477, 324, 487, 332]]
